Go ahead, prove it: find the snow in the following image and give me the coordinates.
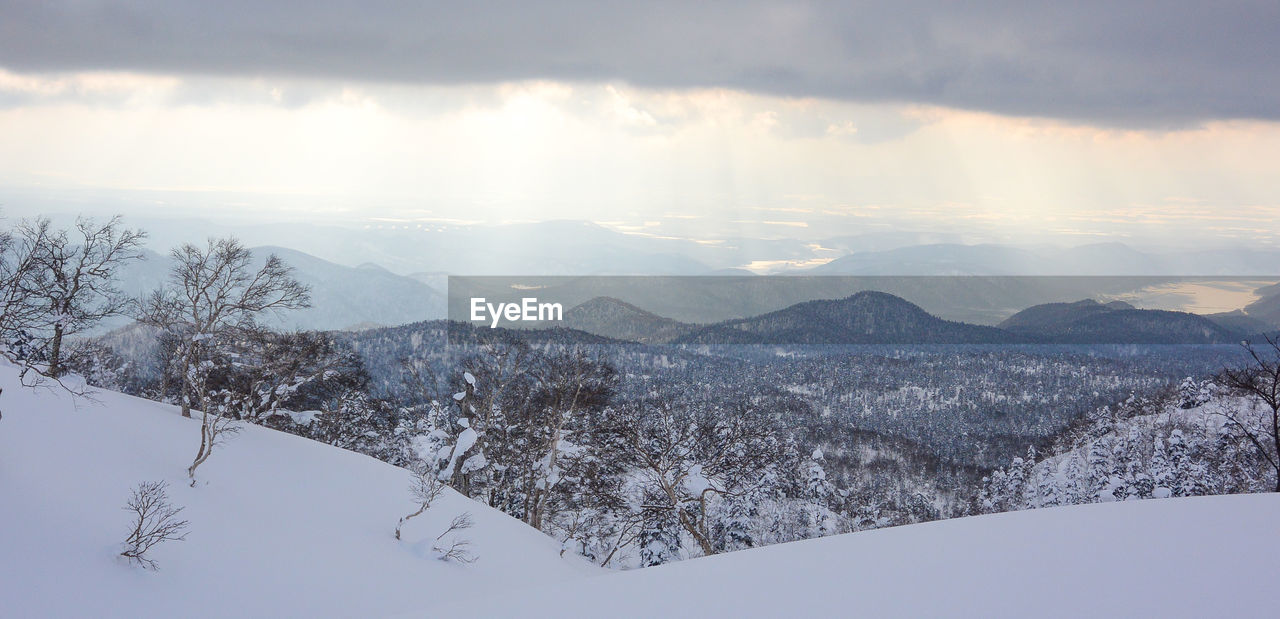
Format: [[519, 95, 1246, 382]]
[[4, 360, 1280, 617], [437, 494, 1280, 618], [0, 362, 591, 618]]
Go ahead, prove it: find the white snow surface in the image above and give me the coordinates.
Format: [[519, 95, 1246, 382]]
[[4, 361, 1280, 618], [438, 493, 1280, 618], [0, 364, 592, 618]]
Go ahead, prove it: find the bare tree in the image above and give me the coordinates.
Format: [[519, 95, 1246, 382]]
[[0, 217, 53, 375], [120, 480, 189, 570], [138, 237, 310, 418], [22, 216, 145, 377], [432, 512, 477, 563], [186, 408, 241, 485], [1218, 335, 1280, 491], [396, 461, 447, 540], [137, 238, 308, 484]]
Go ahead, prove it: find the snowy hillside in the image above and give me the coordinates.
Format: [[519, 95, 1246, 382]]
[[5, 360, 1279, 618], [444, 494, 1280, 618], [0, 363, 590, 618]]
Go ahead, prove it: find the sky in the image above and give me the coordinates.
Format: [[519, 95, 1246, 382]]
[[1, 1, 1278, 248]]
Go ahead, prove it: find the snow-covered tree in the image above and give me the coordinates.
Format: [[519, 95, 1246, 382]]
[[1035, 466, 1060, 508], [638, 488, 682, 567], [1151, 435, 1174, 499], [1062, 453, 1086, 504], [1087, 437, 1114, 501], [1217, 336, 1280, 491]]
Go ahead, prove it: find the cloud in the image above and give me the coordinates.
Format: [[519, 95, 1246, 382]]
[[1, 1, 1276, 126]]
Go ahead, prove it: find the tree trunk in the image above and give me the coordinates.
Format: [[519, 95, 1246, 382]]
[[47, 323, 64, 377], [179, 346, 195, 418], [180, 383, 192, 418], [187, 411, 210, 482]]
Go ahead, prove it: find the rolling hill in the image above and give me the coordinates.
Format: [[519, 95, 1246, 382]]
[[556, 297, 698, 344], [1000, 299, 1242, 344], [673, 291, 1027, 345]]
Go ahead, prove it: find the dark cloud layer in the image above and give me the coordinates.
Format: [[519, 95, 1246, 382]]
[[1, 1, 1276, 125]]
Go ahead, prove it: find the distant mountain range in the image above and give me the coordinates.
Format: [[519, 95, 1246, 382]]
[[539, 292, 1276, 346], [36, 212, 1280, 277], [55, 213, 1280, 333], [812, 243, 1280, 276]]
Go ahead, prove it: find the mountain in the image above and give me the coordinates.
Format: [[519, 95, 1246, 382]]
[[673, 291, 1027, 345], [1243, 283, 1280, 329], [251, 246, 447, 330], [1001, 299, 1241, 344], [1205, 310, 1276, 337], [115, 247, 446, 331], [808, 242, 1280, 276], [558, 297, 698, 344], [813, 244, 1053, 275], [0, 362, 588, 618], [103, 216, 718, 275], [999, 299, 1137, 332], [447, 494, 1280, 618]]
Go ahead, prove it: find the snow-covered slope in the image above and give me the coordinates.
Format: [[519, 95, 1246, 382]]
[[5, 361, 1279, 618], [0, 364, 591, 618], [443, 495, 1280, 618]]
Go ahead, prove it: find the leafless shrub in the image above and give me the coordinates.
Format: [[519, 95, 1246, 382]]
[[432, 512, 477, 563], [395, 461, 446, 540], [187, 410, 240, 486], [120, 481, 189, 570]]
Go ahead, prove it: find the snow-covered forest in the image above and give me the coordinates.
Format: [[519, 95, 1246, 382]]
[[3, 213, 1280, 616], [4, 214, 1279, 570]]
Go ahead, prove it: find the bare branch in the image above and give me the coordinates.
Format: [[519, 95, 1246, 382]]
[[395, 461, 447, 540], [119, 480, 189, 570], [431, 511, 477, 563]]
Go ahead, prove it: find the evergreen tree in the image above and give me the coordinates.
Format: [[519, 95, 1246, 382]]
[[1035, 466, 1060, 508], [1062, 454, 1085, 505], [1166, 430, 1191, 497], [1019, 446, 1038, 508], [639, 489, 681, 567], [1087, 437, 1113, 502], [1005, 456, 1027, 510], [1151, 435, 1174, 498], [1109, 431, 1132, 501], [805, 449, 834, 507], [714, 494, 756, 552]]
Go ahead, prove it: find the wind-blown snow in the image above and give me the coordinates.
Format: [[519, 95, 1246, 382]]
[[0, 363, 591, 618]]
